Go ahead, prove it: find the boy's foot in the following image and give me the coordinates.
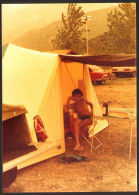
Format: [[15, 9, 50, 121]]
[[78, 146, 84, 151], [73, 145, 80, 151], [73, 145, 84, 151]]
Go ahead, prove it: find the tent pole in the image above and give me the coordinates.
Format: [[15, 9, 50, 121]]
[[83, 64, 85, 96]]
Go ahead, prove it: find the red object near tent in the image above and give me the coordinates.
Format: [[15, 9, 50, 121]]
[[33, 116, 48, 142]]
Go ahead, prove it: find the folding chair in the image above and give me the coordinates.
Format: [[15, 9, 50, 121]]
[[82, 117, 109, 152]]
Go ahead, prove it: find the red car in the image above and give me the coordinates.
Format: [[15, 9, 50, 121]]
[[88, 65, 110, 84]]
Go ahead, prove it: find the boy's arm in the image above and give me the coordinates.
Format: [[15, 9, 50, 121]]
[[86, 100, 93, 118], [66, 96, 74, 109], [90, 104, 93, 119]]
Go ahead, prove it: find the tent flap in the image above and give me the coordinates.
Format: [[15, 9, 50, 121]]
[[59, 54, 136, 67]]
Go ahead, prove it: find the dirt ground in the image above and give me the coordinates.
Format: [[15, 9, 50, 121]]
[[3, 76, 137, 192]]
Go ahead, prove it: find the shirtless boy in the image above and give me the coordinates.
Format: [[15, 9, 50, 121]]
[[66, 89, 93, 151]]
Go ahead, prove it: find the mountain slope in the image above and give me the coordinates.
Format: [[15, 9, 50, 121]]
[[2, 4, 69, 45], [3, 5, 117, 51]]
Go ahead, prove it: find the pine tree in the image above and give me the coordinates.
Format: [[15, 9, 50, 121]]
[[107, 3, 136, 54], [52, 4, 85, 53]]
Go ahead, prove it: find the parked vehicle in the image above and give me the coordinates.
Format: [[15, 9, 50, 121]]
[[88, 65, 110, 84], [112, 67, 136, 77]]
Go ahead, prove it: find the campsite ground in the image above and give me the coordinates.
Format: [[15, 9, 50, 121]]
[[3, 76, 137, 192]]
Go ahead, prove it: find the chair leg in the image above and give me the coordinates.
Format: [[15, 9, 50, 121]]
[[83, 134, 102, 151], [83, 135, 95, 148], [89, 121, 101, 151], [93, 135, 102, 149], [91, 128, 94, 152], [83, 118, 109, 152], [129, 120, 133, 159], [108, 121, 111, 141]]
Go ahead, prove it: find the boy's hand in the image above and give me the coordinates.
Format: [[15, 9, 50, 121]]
[[66, 96, 75, 109], [68, 96, 74, 102]]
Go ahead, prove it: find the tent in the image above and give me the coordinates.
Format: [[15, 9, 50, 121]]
[[2, 43, 102, 172], [3, 44, 136, 172]]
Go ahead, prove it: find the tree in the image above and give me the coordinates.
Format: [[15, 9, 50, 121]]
[[89, 33, 114, 55], [89, 3, 136, 55], [106, 3, 136, 54], [52, 3, 85, 53]]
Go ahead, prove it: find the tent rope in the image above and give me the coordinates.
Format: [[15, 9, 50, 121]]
[[64, 63, 76, 88]]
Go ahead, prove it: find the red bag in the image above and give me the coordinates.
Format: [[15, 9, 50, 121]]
[[33, 116, 48, 142]]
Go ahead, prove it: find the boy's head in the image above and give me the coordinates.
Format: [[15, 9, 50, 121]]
[[72, 89, 83, 97]]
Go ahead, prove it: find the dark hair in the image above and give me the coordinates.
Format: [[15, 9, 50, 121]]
[[72, 89, 83, 97]]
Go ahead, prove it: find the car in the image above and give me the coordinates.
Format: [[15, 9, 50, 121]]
[[88, 65, 110, 84], [112, 67, 136, 77]]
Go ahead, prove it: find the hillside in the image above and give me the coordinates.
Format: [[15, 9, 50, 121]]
[[13, 20, 63, 51], [2, 5, 117, 51], [2, 4, 68, 45]]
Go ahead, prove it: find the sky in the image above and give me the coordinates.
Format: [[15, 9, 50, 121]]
[[2, 2, 120, 44], [6, 3, 119, 12]]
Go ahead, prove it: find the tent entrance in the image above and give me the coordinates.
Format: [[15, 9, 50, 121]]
[[3, 114, 37, 163]]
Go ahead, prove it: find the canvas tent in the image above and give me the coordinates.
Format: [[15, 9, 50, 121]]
[[3, 104, 33, 162], [3, 43, 136, 172], [3, 104, 27, 121], [2, 43, 102, 172]]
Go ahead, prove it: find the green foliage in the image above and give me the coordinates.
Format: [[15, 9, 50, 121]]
[[52, 3, 85, 53], [89, 33, 114, 55], [89, 3, 136, 55], [107, 3, 136, 54]]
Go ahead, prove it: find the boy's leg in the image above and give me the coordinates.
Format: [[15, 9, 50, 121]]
[[79, 119, 92, 129], [79, 119, 92, 149], [73, 119, 82, 150], [79, 127, 84, 149]]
